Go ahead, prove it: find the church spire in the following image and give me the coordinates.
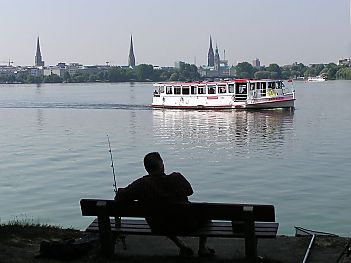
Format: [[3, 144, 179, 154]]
[[214, 44, 220, 70], [35, 37, 44, 67], [207, 35, 214, 67], [128, 34, 136, 68]]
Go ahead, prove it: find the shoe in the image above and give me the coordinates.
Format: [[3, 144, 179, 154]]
[[198, 247, 215, 257], [179, 246, 194, 258]]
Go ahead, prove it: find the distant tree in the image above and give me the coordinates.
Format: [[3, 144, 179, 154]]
[[291, 63, 307, 77], [281, 70, 291, 79], [25, 74, 42, 83], [322, 63, 338, 79], [98, 71, 108, 81], [254, 71, 271, 79], [311, 64, 325, 75], [63, 72, 71, 82], [290, 70, 301, 79], [108, 67, 124, 82], [159, 71, 171, 81], [267, 63, 282, 78], [89, 74, 98, 82], [178, 63, 200, 81], [71, 73, 88, 83], [304, 67, 318, 77], [169, 72, 179, 81], [43, 74, 62, 83], [125, 68, 136, 81], [235, 62, 254, 78], [136, 64, 154, 81], [336, 67, 351, 80]]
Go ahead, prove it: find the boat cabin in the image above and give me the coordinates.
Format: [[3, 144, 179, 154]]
[[152, 79, 294, 109]]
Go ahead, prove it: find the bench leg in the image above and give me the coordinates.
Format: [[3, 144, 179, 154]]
[[96, 202, 115, 258], [244, 206, 258, 261]]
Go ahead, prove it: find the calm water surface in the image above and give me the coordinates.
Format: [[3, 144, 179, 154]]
[[0, 81, 350, 235]]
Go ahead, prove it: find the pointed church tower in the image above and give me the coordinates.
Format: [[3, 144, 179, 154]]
[[214, 44, 220, 71], [207, 36, 214, 67], [128, 34, 136, 68], [35, 37, 45, 67]]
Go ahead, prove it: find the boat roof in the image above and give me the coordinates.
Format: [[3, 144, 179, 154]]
[[153, 79, 283, 86]]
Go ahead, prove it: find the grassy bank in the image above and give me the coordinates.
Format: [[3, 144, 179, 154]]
[[0, 221, 349, 263]]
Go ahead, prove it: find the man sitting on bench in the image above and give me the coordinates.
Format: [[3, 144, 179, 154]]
[[114, 152, 215, 257]]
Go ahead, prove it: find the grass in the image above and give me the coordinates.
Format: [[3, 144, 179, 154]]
[[0, 217, 82, 243]]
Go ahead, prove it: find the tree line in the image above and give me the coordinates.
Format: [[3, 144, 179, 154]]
[[0, 61, 351, 84], [0, 63, 200, 84], [234, 62, 351, 80]]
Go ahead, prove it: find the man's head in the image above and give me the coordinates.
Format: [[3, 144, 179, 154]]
[[144, 152, 164, 175]]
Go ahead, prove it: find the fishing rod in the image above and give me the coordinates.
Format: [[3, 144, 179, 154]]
[[106, 134, 127, 250], [107, 134, 117, 193]]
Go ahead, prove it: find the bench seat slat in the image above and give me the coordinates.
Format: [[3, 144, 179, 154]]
[[86, 218, 278, 238]]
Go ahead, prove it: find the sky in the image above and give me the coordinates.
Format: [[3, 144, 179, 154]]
[[1, 0, 351, 67]]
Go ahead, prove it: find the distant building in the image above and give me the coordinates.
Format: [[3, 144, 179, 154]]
[[28, 67, 43, 77], [43, 66, 66, 77], [207, 36, 214, 67], [35, 37, 45, 67], [174, 61, 185, 69], [214, 45, 220, 71], [128, 34, 136, 68], [201, 36, 232, 78], [338, 58, 351, 66], [0, 65, 16, 77], [252, 58, 261, 67]]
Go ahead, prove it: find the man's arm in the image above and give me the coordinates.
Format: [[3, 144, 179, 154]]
[[114, 178, 143, 202], [171, 172, 194, 196]]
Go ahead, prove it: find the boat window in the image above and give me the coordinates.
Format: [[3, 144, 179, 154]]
[[236, 83, 247, 94], [250, 83, 255, 91], [182, 86, 190, 95], [166, 86, 173, 94], [268, 82, 275, 89], [174, 86, 181, 94], [198, 85, 205, 94], [256, 83, 261, 90], [191, 85, 197, 95], [159, 86, 165, 93], [228, 84, 234, 93], [207, 85, 216, 94], [260, 82, 267, 96], [276, 81, 284, 89], [217, 85, 226, 94]]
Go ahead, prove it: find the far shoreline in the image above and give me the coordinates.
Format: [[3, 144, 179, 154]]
[[1, 78, 351, 86]]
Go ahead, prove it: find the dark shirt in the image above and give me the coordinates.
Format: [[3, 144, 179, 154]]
[[116, 172, 193, 203], [115, 172, 198, 234]]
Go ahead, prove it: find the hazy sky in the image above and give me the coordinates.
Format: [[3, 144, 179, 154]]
[[1, 0, 351, 67]]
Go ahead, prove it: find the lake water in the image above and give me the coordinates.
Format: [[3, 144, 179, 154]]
[[0, 81, 350, 236]]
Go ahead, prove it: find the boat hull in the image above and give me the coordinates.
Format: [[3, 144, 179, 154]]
[[152, 98, 295, 110]]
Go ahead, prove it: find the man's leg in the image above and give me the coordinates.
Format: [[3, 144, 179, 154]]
[[167, 236, 193, 257], [198, 236, 215, 257]]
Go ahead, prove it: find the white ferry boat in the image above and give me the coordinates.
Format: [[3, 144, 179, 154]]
[[307, 75, 327, 82], [152, 79, 295, 109]]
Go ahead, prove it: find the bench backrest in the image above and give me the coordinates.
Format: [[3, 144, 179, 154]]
[[80, 199, 275, 222]]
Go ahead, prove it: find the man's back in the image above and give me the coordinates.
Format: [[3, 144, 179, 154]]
[[116, 172, 193, 203], [116, 172, 197, 233]]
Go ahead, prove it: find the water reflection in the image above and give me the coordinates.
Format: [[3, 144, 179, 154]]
[[152, 109, 294, 156], [36, 109, 44, 130]]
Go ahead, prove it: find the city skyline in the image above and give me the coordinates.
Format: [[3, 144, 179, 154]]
[[1, 0, 351, 67]]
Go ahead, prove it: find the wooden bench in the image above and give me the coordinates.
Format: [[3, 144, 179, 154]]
[[80, 199, 278, 261]]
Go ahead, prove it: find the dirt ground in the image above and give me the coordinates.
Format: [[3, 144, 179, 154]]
[[0, 225, 350, 263]]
